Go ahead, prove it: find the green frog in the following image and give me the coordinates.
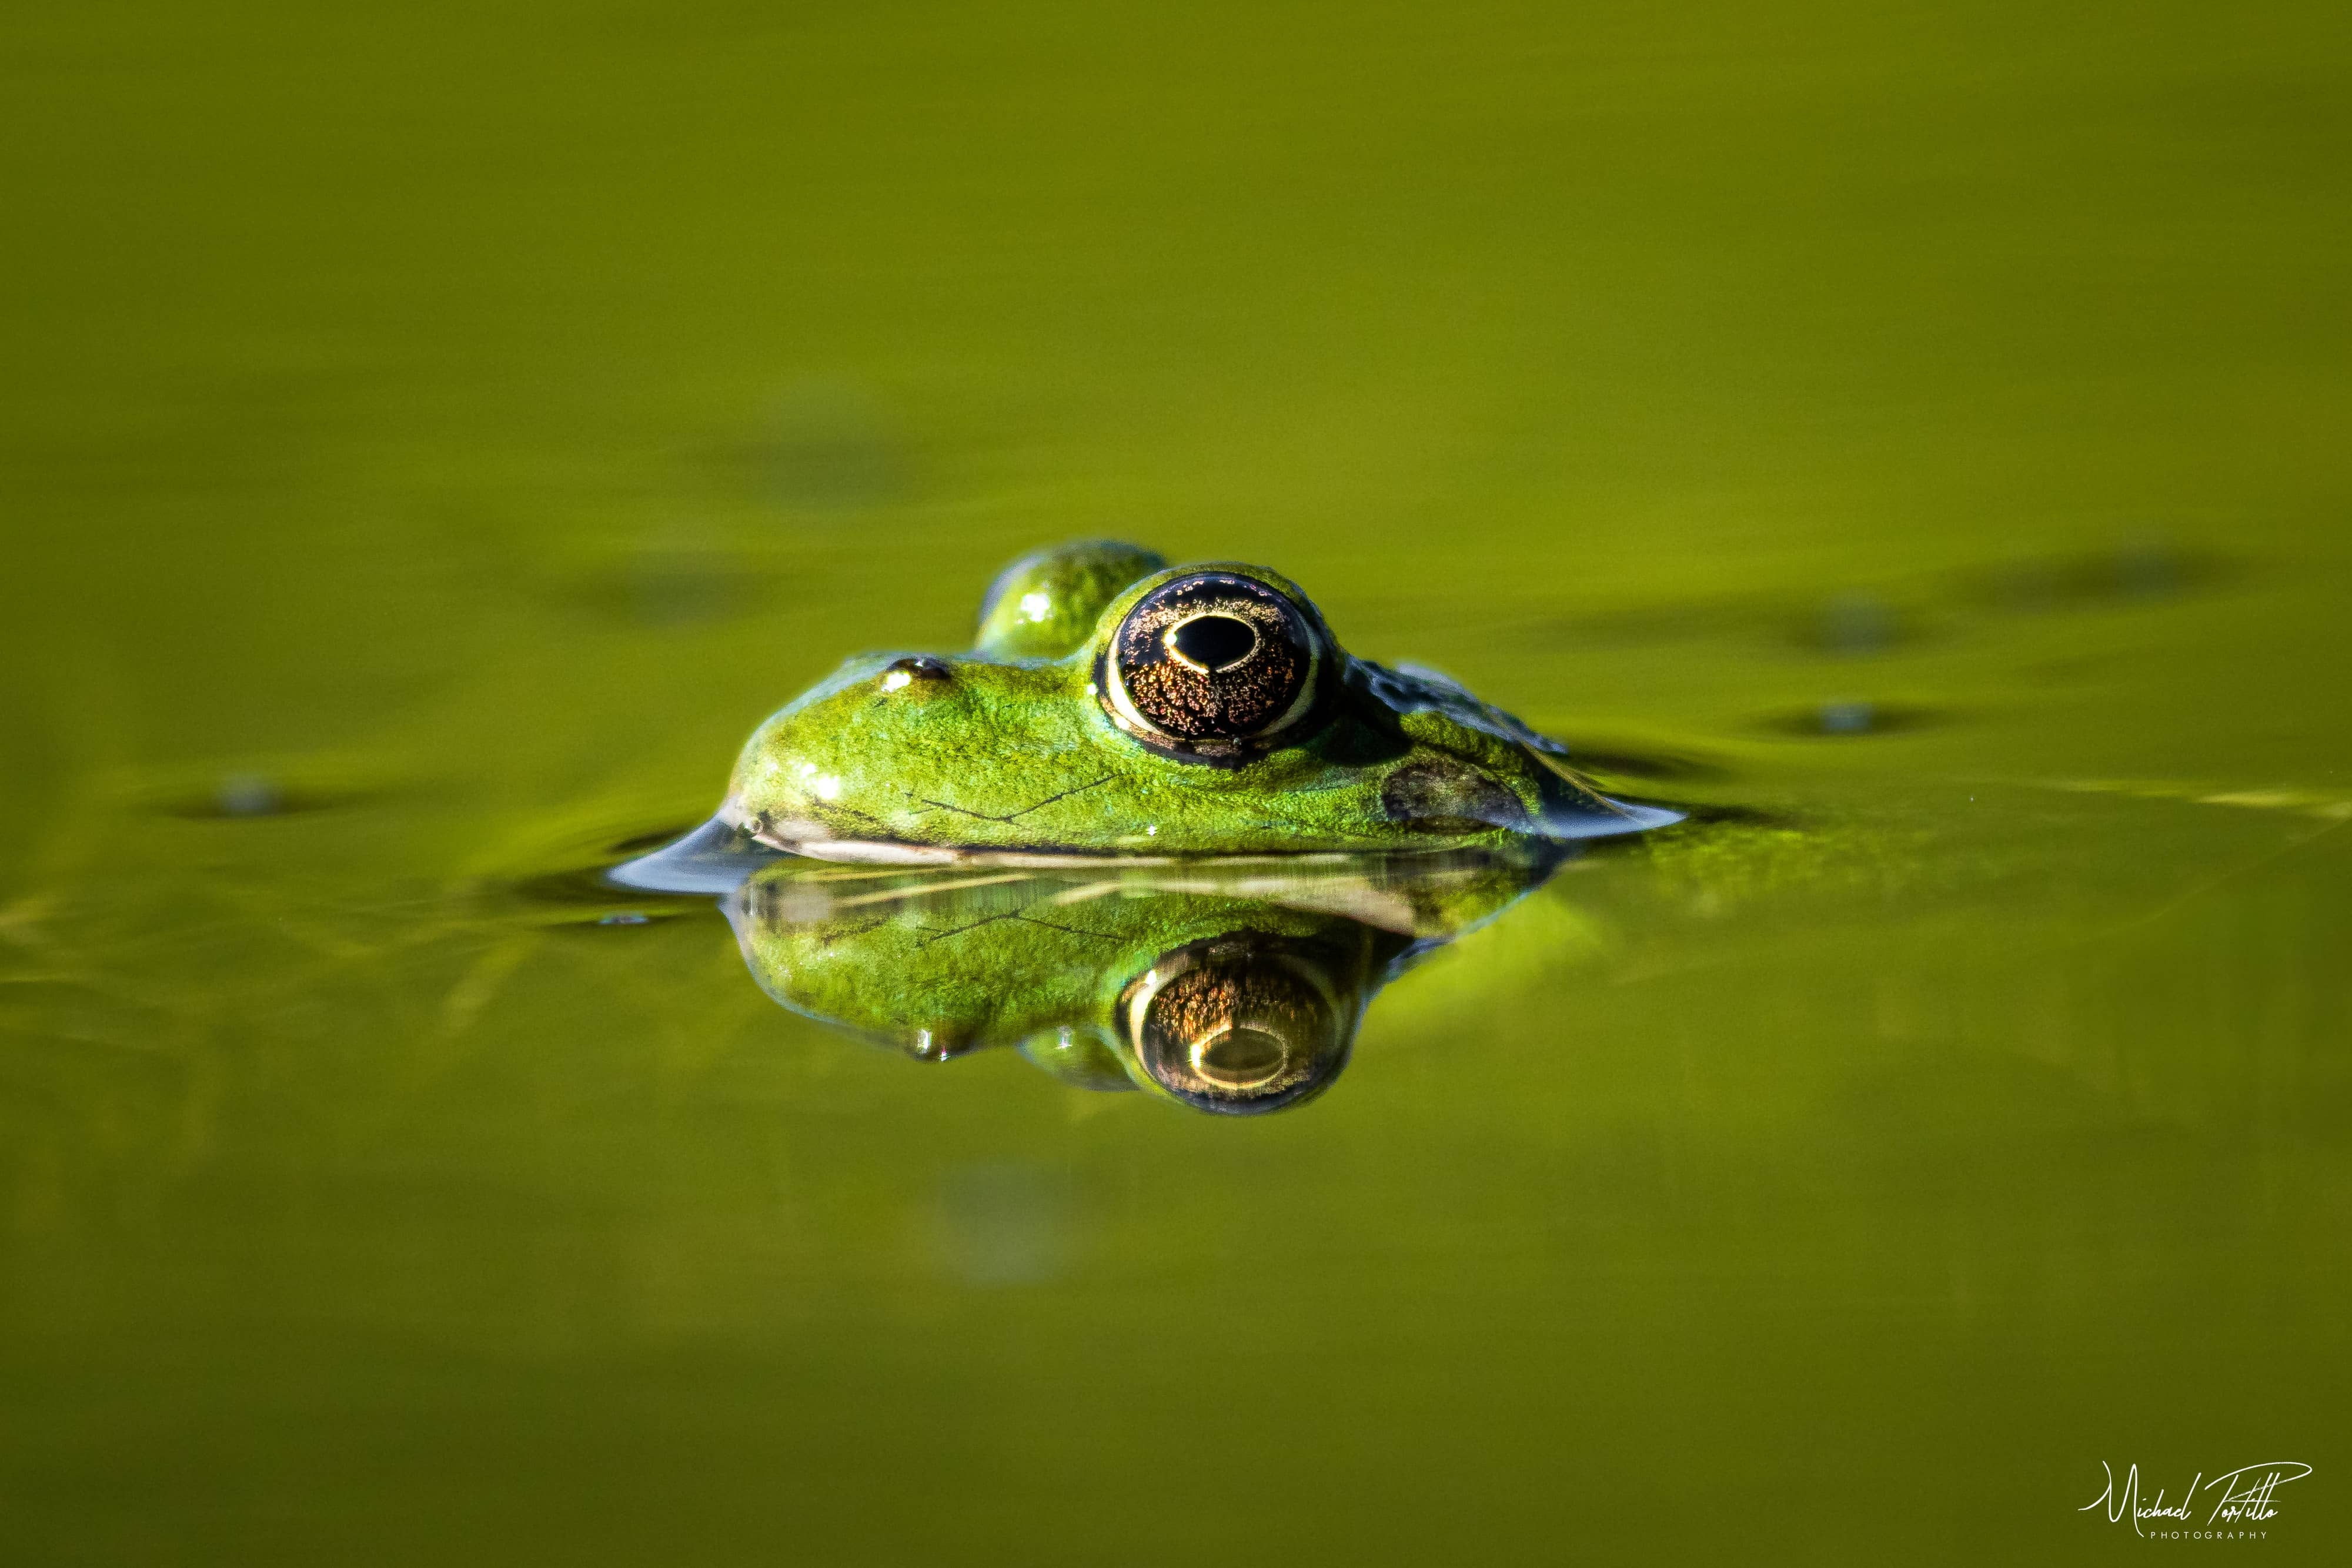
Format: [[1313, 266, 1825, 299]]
[[649, 540, 1675, 870]]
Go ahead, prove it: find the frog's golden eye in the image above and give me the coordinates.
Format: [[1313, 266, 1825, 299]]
[[1100, 571, 1323, 756], [1122, 937, 1350, 1114]]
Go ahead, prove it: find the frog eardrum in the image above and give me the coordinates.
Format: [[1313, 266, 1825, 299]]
[[1097, 570, 1326, 759]]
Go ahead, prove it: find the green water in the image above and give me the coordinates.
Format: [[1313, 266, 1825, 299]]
[[5, 3, 2348, 1561]]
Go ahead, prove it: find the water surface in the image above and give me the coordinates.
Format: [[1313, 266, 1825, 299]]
[[4, 3, 2348, 1562]]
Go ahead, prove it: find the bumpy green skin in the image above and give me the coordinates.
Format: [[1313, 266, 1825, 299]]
[[724, 848, 1559, 1110], [725, 541, 1637, 858], [974, 539, 1167, 660]]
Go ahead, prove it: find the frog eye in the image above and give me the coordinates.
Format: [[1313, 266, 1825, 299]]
[[1100, 571, 1323, 755], [1122, 937, 1350, 1114]]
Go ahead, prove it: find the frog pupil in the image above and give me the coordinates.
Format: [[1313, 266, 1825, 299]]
[[1167, 614, 1258, 672]]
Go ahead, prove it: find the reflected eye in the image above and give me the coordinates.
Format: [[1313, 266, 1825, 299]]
[[1122, 937, 1351, 1114], [1100, 572, 1323, 755]]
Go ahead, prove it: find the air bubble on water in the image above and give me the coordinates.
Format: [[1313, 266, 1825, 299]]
[[216, 774, 284, 817], [1818, 700, 1876, 735]]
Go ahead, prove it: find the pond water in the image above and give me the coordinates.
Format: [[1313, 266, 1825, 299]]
[[4, 4, 2348, 1563]]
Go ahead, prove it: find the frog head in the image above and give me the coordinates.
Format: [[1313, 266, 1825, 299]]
[[717, 540, 1672, 861]]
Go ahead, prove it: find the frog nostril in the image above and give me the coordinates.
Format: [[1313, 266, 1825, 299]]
[[1165, 614, 1258, 673], [881, 655, 951, 690]]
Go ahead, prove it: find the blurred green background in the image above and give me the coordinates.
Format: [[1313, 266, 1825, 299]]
[[3, 2, 2347, 1562]]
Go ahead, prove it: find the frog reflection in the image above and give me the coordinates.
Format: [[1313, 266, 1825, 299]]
[[720, 847, 1565, 1114]]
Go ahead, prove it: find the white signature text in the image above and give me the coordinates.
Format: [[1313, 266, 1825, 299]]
[[2080, 1461, 2313, 1538]]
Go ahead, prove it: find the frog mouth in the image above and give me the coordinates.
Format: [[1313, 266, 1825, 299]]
[[603, 805, 1032, 887], [705, 789, 1171, 870], [737, 777, 1125, 861], [620, 798, 1324, 876]]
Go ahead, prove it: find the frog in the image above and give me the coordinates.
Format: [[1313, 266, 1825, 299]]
[[644, 539, 1676, 874], [721, 844, 1569, 1114]]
